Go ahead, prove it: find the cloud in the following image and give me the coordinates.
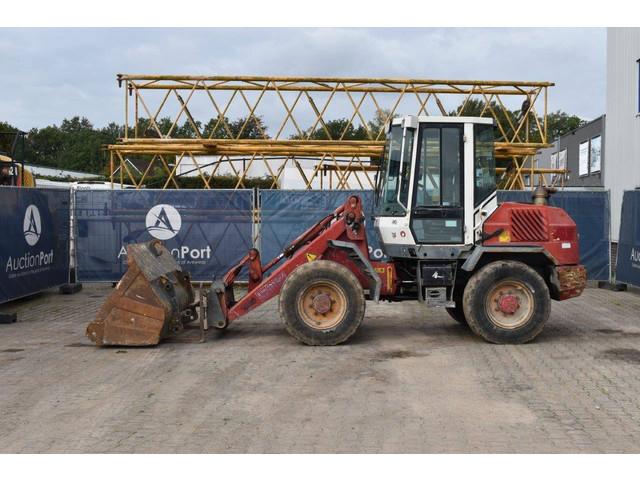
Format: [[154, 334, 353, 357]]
[[0, 27, 606, 131]]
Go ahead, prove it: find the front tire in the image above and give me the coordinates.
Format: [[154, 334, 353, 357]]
[[463, 260, 550, 344], [279, 260, 365, 346]]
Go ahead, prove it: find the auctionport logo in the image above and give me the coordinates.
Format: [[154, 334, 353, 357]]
[[145, 204, 182, 240], [5, 204, 53, 275], [118, 203, 211, 263], [23, 205, 41, 246]]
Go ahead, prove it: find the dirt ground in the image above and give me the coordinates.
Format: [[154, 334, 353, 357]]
[[1, 284, 640, 453]]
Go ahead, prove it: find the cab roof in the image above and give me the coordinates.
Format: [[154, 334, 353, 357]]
[[390, 115, 495, 127]]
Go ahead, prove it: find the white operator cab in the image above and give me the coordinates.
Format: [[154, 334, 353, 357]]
[[374, 115, 499, 262]]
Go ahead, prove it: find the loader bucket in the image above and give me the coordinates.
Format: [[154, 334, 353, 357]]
[[86, 240, 195, 346]]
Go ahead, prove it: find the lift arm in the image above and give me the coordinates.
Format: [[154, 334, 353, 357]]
[[207, 195, 396, 329]]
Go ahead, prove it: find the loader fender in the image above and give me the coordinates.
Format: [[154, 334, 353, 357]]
[[327, 239, 381, 301], [462, 245, 554, 272]]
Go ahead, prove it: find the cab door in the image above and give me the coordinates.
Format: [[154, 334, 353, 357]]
[[410, 123, 464, 244]]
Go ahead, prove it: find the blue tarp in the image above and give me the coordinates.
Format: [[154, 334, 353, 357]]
[[616, 191, 640, 287], [498, 190, 610, 281], [259, 190, 387, 262], [73, 188, 611, 283], [0, 186, 70, 303], [75, 189, 253, 282]]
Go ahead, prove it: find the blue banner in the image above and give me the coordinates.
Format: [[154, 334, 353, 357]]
[[0, 186, 70, 303], [75, 189, 253, 282], [498, 190, 610, 281], [73, 188, 611, 283], [616, 191, 640, 287], [260, 190, 387, 263]]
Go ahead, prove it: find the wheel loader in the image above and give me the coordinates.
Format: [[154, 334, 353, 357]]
[[86, 116, 586, 347], [0, 154, 35, 187], [1, 130, 35, 187]]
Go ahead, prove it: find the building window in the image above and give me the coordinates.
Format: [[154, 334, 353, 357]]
[[590, 136, 602, 173], [579, 141, 589, 176], [558, 149, 567, 172], [558, 148, 567, 181]]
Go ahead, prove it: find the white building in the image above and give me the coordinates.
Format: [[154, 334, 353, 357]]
[[176, 155, 375, 190], [605, 28, 640, 242], [25, 164, 101, 180]]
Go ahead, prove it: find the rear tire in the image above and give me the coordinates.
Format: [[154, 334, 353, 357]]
[[279, 260, 365, 346], [463, 260, 550, 344]]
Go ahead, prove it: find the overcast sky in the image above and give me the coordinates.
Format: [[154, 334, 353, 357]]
[[0, 28, 606, 131]]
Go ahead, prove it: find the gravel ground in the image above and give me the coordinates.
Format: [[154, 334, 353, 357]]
[[1, 284, 640, 453]]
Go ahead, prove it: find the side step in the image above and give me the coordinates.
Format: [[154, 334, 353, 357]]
[[424, 288, 455, 308], [418, 262, 456, 308]]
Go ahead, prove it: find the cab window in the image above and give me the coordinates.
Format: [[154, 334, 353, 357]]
[[474, 124, 496, 206], [414, 126, 462, 208], [376, 125, 414, 216]]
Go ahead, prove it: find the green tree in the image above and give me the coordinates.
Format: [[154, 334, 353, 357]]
[[367, 108, 395, 140], [292, 118, 368, 140], [451, 98, 487, 117], [203, 116, 233, 138], [22, 117, 108, 173], [227, 116, 268, 139], [27, 126, 65, 167], [450, 100, 586, 143], [134, 115, 269, 139], [3, 105, 586, 180], [450, 98, 520, 141], [175, 119, 203, 139], [0, 121, 21, 156], [99, 122, 125, 142], [58, 117, 104, 172], [135, 116, 174, 138], [545, 110, 586, 140], [60, 116, 93, 134]]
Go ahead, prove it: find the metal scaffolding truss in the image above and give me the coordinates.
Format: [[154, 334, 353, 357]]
[[109, 74, 565, 190]]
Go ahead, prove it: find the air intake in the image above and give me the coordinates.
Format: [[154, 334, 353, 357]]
[[510, 208, 548, 242]]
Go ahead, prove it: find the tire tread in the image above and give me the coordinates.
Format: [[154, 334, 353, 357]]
[[279, 260, 365, 346], [463, 260, 550, 344]]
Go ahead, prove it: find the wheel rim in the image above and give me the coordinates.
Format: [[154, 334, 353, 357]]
[[297, 280, 347, 330], [485, 279, 534, 329]]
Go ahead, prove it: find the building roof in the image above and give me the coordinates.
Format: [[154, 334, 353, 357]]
[[25, 164, 101, 179]]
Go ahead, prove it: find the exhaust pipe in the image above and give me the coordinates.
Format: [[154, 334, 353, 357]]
[[532, 186, 557, 206]]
